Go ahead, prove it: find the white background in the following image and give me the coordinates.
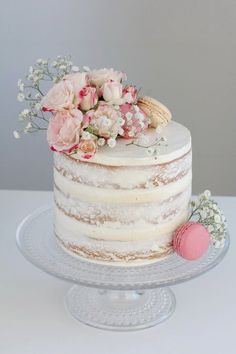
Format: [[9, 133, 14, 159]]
[[0, 0, 235, 194]]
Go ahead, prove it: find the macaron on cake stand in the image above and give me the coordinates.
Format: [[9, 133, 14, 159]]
[[16, 205, 229, 331]]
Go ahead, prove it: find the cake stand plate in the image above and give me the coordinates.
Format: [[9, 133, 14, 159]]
[[16, 205, 229, 331]]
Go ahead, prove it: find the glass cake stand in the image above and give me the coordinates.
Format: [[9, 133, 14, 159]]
[[16, 205, 229, 331]]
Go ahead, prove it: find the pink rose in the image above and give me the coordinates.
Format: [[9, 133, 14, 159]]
[[41, 80, 74, 112], [119, 103, 148, 138], [63, 72, 88, 93], [88, 103, 123, 139], [77, 86, 98, 111], [122, 86, 138, 103], [77, 137, 97, 159], [88, 68, 126, 88], [102, 80, 123, 103], [47, 110, 83, 152]]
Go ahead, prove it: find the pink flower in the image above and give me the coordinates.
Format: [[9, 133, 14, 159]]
[[63, 72, 88, 93], [47, 110, 83, 152], [77, 86, 98, 111], [122, 85, 138, 104], [77, 136, 98, 159], [102, 80, 123, 103], [41, 80, 74, 112], [88, 103, 123, 139], [119, 103, 148, 138], [88, 68, 126, 88]]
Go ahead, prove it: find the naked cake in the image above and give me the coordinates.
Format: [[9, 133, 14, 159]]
[[15, 57, 196, 264]]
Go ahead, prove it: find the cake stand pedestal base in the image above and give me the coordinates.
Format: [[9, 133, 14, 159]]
[[65, 285, 175, 331]]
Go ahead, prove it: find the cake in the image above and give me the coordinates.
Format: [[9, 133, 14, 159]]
[[53, 120, 192, 263], [15, 59, 194, 264], [15, 56, 227, 264]]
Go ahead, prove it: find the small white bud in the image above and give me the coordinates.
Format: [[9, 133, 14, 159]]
[[17, 93, 25, 102], [97, 138, 106, 146], [83, 66, 90, 72], [107, 138, 116, 148], [71, 65, 79, 72], [13, 130, 20, 139]]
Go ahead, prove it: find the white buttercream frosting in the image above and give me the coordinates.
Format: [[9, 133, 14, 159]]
[[53, 121, 192, 263], [70, 121, 191, 166]]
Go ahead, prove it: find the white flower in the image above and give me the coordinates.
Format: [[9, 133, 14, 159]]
[[161, 136, 167, 142], [17, 93, 25, 102], [147, 147, 154, 156], [17, 79, 24, 91], [107, 138, 116, 148], [83, 66, 90, 72], [97, 138, 106, 146], [71, 65, 79, 72], [125, 112, 133, 121], [200, 210, 207, 219], [29, 66, 33, 74], [204, 190, 211, 199], [21, 109, 30, 116], [35, 93, 41, 99], [128, 129, 135, 137], [156, 125, 163, 134], [214, 240, 224, 248], [99, 116, 111, 127], [118, 127, 124, 135], [214, 214, 221, 223], [37, 58, 43, 64], [24, 122, 33, 132], [13, 130, 20, 139], [82, 131, 91, 140], [51, 61, 57, 68], [34, 103, 41, 111]]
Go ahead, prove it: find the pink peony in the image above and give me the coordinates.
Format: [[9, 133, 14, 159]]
[[63, 72, 88, 93], [119, 103, 148, 138], [88, 103, 124, 139], [47, 110, 83, 152], [88, 68, 126, 88], [41, 80, 75, 112], [102, 80, 123, 103], [77, 86, 98, 111], [122, 85, 138, 104]]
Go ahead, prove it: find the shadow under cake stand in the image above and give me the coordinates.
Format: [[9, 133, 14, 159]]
[[16, 205, 229, 331]]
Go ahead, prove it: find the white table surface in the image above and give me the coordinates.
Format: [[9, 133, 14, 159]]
[[0, 190, 235, 354]]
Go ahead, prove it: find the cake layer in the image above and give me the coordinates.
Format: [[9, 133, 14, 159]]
[[55, 229, 173, 263], [54, 185, 191, 240], [54, 147, 191, 191]]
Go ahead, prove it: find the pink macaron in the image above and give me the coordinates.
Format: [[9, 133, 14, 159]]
[[173, 221, 210, 260]]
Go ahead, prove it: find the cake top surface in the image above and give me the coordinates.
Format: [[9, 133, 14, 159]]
[[70, 121, 191, 166]]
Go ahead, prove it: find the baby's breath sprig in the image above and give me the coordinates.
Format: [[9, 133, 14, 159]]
[[189, 190, 227, 248], [126, 125, 168, 160], [14, 55, 78, 138]]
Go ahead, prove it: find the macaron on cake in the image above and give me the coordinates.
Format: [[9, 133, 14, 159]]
[[173, 222, 210, 261]]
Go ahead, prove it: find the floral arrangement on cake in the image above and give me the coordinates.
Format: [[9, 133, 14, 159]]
[[15, 55, 172, 159]]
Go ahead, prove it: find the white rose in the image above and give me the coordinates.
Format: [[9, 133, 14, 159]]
[[88, 68, 126, 88], [102, 80, 123, 103]]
